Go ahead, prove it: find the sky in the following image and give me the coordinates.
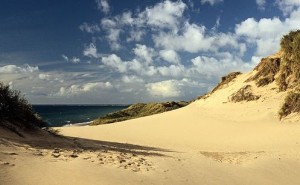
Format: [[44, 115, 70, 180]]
[[0, 0, 300, 104]]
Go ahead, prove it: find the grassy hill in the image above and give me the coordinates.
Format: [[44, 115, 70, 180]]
[[91, 101, 189, 125]]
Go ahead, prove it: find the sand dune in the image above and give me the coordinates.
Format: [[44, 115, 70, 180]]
[[1, 69, 300, 185]]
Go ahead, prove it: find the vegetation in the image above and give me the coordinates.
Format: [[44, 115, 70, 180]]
[[0, 82, 46, 133], [196, 72, 242, 100], [229, 85, 261, 103], [277, 30, 300, 91], [279, 91, 300, 119], [91, 101, 188, 125], [246, 57, 281, 87], [211, 72, 242, 93]]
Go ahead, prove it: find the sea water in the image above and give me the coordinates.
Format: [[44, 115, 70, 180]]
[[32, 105, 128, 127]]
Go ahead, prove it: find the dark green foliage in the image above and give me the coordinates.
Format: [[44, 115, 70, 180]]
[[279, 91, 300, 119], [91, 101, 188, 125], [229, 85, 261, 103], [0, 82, 47, 131]]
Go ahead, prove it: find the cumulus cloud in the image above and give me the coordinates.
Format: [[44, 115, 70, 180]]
[[0, 64, 39, 73], [133, 44, 155, 64], [146, 80, 182, 98], [140, 0, 186, 31], [154, 23, 240, 53], [276, 0, 300, 15], [102, 54, 128, 73], [201, 0, 223, 6], [235, 9, 300, 56], [83, 43, 101, 58], [95, 0, 110, 14], [56, 82, 113, 96], [159, 50, 180, 64]]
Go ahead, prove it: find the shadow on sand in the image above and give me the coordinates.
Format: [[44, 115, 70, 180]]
[[0, 127, 173, 157]]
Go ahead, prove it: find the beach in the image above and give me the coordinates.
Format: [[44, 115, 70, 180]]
[[1, 71, 300, 185]]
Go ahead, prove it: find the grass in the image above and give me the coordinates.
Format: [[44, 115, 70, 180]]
[[279, 91, 300, 119], [210, 72, 242, 94], [91, 101, 188, 125], [0, 82, 47, 133], [246, 57, 281, 87], [229, 85, 261, 103], [277, 30, 300, 91]]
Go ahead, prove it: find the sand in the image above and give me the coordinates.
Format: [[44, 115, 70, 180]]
[[1, 71, 300, 185]]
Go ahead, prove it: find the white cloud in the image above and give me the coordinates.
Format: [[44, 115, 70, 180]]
[[127, 30, 145, 42], [57, 82, 113, 96], [140, 0, 186, 31], [159, 49, 180, 64], [71, 57, 80, 64], [256, 0, 266, 10], [133, 44, 155, 64], [157, 65, 185, 77], [79, 22, 101, 33], [154, 23, 239, 53], [62, 55, 81, 64], [83, 43, 101, 58], [235, 9, 300, 56], [95, 0, 110, 14], [201, 0, 223, 6], [102, 54, 127, 73], [39, 74, 51, 80], [276, 0, 300, 15], [190, 53, 254, 76], [146, 80, 182, 98], [154, 23, 213, 53], [121, 75, 144, 83], [0, 64, 39, 73]]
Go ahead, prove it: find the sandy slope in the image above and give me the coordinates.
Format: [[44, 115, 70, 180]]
[[1, 71, 300, 185]]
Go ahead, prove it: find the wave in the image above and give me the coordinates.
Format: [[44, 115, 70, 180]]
[[62, 121, 92, 127]]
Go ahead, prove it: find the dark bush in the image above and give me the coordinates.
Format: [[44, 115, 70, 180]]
[[0, 82, 47, 130]]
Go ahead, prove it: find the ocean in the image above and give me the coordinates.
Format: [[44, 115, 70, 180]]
[[32, 105, 128, 127]]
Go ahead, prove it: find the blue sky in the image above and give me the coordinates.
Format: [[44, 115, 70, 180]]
[[0, 0, 300, 104]]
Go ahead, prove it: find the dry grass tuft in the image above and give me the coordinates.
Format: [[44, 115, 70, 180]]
[[279, 91, 300, 119], [246, 57, 281, 87], [276, 30, 300, 91], [229, 85, 261, 103], [210, 72, 242, 94], [195, 72, 241, 101]]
